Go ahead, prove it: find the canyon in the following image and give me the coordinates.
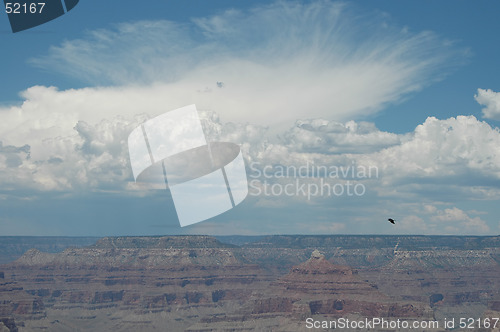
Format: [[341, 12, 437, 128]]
[[0, 235, 500, 331]]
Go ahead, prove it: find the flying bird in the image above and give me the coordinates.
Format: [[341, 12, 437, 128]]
[[388, 218, 396, 224]]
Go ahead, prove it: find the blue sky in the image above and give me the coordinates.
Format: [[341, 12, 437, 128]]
[[1, 0, 500, 236]]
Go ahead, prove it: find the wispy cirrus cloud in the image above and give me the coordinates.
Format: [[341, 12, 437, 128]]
[[30, 1, 464, 126]]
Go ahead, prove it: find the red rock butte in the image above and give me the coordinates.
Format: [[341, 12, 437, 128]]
[[0, 235, 499, 331]]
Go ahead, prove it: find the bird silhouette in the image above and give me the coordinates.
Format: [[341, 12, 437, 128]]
[[388, 218, 396, 224]]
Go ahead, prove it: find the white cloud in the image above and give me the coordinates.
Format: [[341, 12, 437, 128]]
[[282, 119, 401, 154], [30, 1, 462, 126], [386, 205, 490, 235], [0, 142, 32, 190], [0, 115, 140, 192], [430, 207, 490, 234], [0, 103, 498, 234], [432, 207, 469, 222], [475, 88, 500, 120], [239, 115, 500, 203], [397, 215, 428, 234], [2, 87, 500, 207], [423, 204, 438, 214], [358, 115, 500, 184]]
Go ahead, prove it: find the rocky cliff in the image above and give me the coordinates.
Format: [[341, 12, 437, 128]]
[[0, 237, 98, 265], [0, 235, 499, 331]]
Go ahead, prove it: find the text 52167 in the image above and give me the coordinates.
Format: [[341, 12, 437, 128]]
[[5, 3, 46, 14]]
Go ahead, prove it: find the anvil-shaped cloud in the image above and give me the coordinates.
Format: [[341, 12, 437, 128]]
[[30, 1, 462, 126]]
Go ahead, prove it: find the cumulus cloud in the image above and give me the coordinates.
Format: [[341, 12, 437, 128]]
[[0, 142, 32, 191], [431, 206, 470, 222], [205, 115, 500, 201], [429, 206, 490, 234], [0, 142, 30, 168], [475, 88, 500, 120], [2, 88, 499, 212], [0, 101, 498, 234], [0, 87, 158, 192], [394, 205, 490, 235], [0, 115, 142, 192], [397, 215, 428, 234], [282, 119, 401, 154], [234, 115, 500, 200], [237, 114, 500, 235], [30, 1, 462, 125], [358, 115, 500, 184]]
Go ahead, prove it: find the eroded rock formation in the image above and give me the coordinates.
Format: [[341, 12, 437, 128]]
[[0, 235, 499, 331]]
